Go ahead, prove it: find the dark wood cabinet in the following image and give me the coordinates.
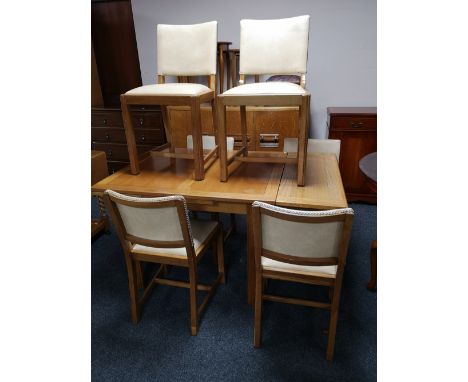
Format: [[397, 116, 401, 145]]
[[327, 107, 377, 203], [91, 0, 166, 173], [91, 107, 166, 174]]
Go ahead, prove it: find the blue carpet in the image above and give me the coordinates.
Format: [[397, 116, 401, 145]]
[[92, 201, 376, 381]]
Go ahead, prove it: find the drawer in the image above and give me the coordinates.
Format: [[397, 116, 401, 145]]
[[92, 127, 165, 145], [91, 110, 123, 127], [91, 143, 156, 161], [329, 116, 377, 131], [131, 112, 164, 129]]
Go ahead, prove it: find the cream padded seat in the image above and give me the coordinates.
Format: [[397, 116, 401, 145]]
[[132, 219, 218, 259], [223, 82, 307, 96], [262, 257, 337, 278], [125, 83, 212, 96]]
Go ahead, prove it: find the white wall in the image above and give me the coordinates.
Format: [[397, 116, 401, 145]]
[[131, 0, 376, 138]]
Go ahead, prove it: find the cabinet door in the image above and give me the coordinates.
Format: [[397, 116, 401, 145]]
[[254, 108, 299, 151], [329, 130, 377, 196]]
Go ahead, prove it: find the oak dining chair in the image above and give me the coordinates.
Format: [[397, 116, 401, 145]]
[[283, 138, 341, 162], [120, 21, 218, 181], [251, 201, 353, 361], [103, 190, 225, 336], [217, 15, 311, 186]]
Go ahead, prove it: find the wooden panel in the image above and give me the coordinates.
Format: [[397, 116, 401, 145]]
[[91, 43, 103, 107], [276, 153, 348, 210], [91, 0, 142, 106], [254, 108, 299, 151], [91, 150, 108, 185], [329, 130, 377, 196]]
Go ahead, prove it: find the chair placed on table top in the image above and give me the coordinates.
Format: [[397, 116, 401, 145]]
[[217, 15, 311, 186], [284, 138, 341, 162], [103, 190, 225, 335], [251, 201, 354, 361], [187, 135, 237, 239], [121, 21, 218, 181]]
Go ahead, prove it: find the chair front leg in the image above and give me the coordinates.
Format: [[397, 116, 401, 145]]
[[121, 95, 140, 175], [188, 263, 199, 335], [216, 227, 225, 283], [217, 98, 228, 182], [297, 94, 310, 186], [191, 96, 205, 181], [125, 257, 140, 324], [254, 271, 263, 347]]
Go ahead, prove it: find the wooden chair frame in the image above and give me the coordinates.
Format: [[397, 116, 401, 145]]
[[217, 74, 310, 186], [121, 74, 218, 181], [252, 204, 353, 361], [104, 192, 225, 336]]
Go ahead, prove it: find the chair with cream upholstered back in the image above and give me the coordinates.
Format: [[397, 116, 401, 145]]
[[103, 189, 225, 336], [217, 15, 311, 186], [283, 138, 341, 162], [121, 21, 218, 181], [251, 201, 354, 361]]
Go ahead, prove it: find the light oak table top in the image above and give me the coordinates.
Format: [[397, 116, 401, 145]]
[[92, 152, 283, 209], [277, 153, 348, 210]]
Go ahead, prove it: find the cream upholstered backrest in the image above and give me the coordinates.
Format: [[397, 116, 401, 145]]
[[105, 190, 192, 245], [157, 21, 217, 76], [284, 138, 341, 161], [186, 135, 234, 150], [252, 201, 353, 259], [239, 15, 310, 76]]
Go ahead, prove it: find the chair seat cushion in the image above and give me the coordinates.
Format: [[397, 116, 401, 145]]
[[261, 257, 337, 278], [131, 219, 218, 259], [126, 83, 212, 96], [222, 82, 306, 96]]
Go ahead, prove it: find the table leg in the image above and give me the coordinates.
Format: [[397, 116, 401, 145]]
[[247, 205, 255, 305]]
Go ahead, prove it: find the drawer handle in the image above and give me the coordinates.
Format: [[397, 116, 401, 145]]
[[139, 118, 144, 126], [140, 135, 145, 141], [259, 133, 279, 148], [103, 118, 107, 125], [105, 133, 110, 140], [351, 122, 364, 128], [107, 149, 112, 157]]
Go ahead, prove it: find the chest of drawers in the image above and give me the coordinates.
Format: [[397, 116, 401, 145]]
[[91, 106, 166, 173], [327, 107, 377, 203]]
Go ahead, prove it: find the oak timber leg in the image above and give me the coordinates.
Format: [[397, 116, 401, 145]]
[[326, 277, 343, 361], [189, 263, 199, 335], [240, 105, 248, 157], [126, 258, 140, 324], [253, 271, 263, 347], [190, 96, 204, 181], [297, 94, 310, 187], [121, 95, 140, 174], [217, 227, 225, 283], [219, 46, 225, 93], [135, 261, 144, 289], [247, 206, 255, 305], [217, 99, 228, 182]]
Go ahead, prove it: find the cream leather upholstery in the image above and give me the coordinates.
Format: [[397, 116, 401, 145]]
[[157, 21, 217, 76], [252, 201, 354, 276], [262, 258, 337, 278], [132, 220, 218, 259], [284, 138, 341, 161], [105, 190, 190, 242], [222, 82, 307, 96], [125, 83, 212, 96], [239, 15, 310, 75], [186, 135, 234, 150]]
